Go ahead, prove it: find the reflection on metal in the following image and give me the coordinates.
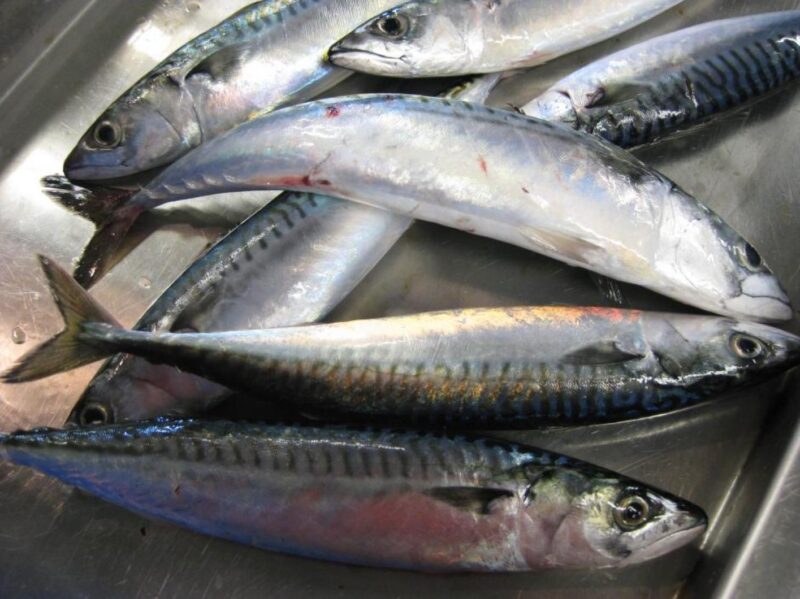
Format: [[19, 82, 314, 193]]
[[0, 0, 798, 597]]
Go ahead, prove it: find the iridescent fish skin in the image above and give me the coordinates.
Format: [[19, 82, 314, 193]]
[[64, 0, 402, 180], [8, 261, 800, 428], [66, 78, 506, 426], [327, 0, 683, 77], [69, 192, 411, 425], [114, 94, 789, 322], [523, 12, 800, 148], [0, 420, 707, 572]]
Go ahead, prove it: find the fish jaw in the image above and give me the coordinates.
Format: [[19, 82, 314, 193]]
[[650, 188, 792, 323], [722, 280, 794, 324], [64, 94, 194, 181], [67, 354, 229, 426]]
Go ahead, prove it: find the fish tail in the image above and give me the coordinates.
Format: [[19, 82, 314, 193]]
[[72, 204, 143, 288], [41, 175, 138, 227], [41, 175, 143, 288], [3, 256, 124, 383]]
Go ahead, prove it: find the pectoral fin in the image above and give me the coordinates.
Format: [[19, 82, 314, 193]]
[[187, 44, 247, 81], [588, 80, 655, 108], [425, 487, 514, 515], [561, 340, 645, 365]]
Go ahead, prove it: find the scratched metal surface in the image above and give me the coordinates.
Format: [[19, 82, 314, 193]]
[[0, 0, 798, 597]]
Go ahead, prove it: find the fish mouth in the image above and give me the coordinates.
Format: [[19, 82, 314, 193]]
[[327, 46, 408, 71], [723, 292, 794, 324], [63, 147, 139, 181], [622, 520, 707, 565]]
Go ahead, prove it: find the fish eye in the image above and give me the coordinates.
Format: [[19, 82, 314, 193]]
[[730, 333, 765, 360], [375, 14, 409, 38], [614, 494, 651, 531], [737, 242, 764, 271], [92, 120, 122, 148], [78, 402, 113, 426]]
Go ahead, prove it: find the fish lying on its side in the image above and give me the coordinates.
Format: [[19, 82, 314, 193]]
[[67, 94, 790, 322], [68, 194, 413, 426], [523, 11, 800, 148], [0, 419, 707, 571], [328, 0, 684, 77], [65, 77, 503, 427], [55, 0, 404, 286], [6, 257, 800, 428], [64, 0, 403, 181]]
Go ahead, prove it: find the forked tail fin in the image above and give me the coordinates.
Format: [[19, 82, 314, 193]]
[[41, 175, 143, 288], [3, 256, 121, 383]]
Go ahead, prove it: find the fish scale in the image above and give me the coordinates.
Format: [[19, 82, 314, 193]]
[[526, 12, 800, 149], [0, 420, 707, 571], [112, 92, 790, 322], [64, 0, 403, 181], [327, 0, 685, 77], [8, 261, 800, 429], [65, 75, 507, 425]]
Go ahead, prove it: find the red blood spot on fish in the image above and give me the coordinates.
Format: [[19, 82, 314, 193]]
[[173, 485, 182, 496], [478, 156, 488, 175], [270, 176, 308, 188], [326, 106, 341, 118], [317, 179, 332, 187], [522, 187, 529, 194]]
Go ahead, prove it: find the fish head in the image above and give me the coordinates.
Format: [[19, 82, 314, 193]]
[[644, 314, 800, 393], [64, 84, 199, 181], [523, 90, 579, 127], [653, 186, 792, 322], [66, 354, 226, 427], [545, 473, 706, 568], [328, 1, 470, 77]]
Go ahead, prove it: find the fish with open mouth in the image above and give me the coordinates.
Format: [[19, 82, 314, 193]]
[[62, 94, 791, 321], [327, 0, 684, 77], [523, 11, 800, 148], [0, 419, 708, 571], [6, 257, 800, 428]]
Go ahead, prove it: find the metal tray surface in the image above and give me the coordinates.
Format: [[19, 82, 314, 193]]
[[0, 1, 799, 597]]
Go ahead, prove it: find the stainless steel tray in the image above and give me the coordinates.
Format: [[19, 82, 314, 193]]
[[1, 1, 799, 597]]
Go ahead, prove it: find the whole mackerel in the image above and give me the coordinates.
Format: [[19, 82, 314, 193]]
[[66, 78, 501, 426], [0, 420, 707, 571], [80, 94, 790, 322], [7, 257, 800, 428], [524, 12, 800, 148], [328, 0, 684, 77]]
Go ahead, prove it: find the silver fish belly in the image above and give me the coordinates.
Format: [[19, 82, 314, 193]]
[[523, 11, 800, 148], [66, 78, 505, 425], [126, 94, 789, 322], [69, 193, 411, 425], [328, 0, 683, 77], [0, 420, 707, 572], [8, 262, 800, 428]]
